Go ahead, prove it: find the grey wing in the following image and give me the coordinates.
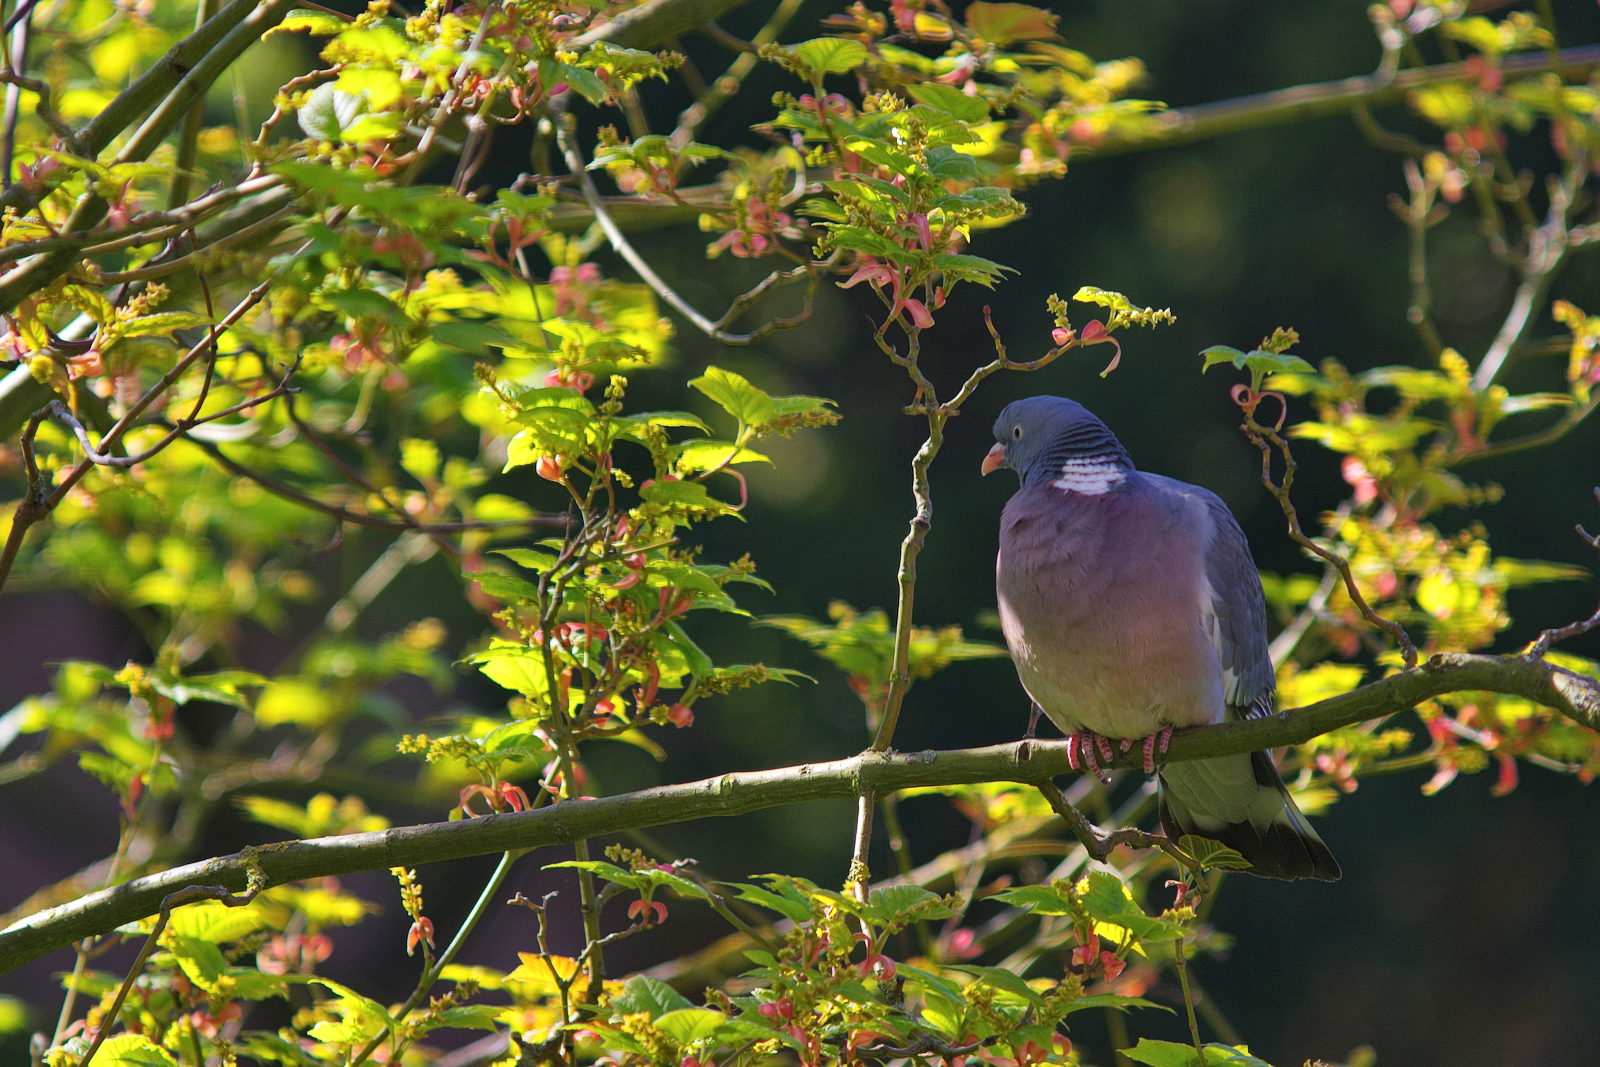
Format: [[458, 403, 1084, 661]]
[[1198, 493, 1275, 717]]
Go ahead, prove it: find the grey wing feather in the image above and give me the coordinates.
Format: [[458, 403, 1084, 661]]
[[1198, 494, 1275, 717]]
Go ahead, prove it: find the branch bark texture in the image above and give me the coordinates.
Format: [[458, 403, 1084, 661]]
[[1088, 43, 1600, 157], [1, 653, 1593, 975]]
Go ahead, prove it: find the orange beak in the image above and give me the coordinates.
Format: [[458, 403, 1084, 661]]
[[981, 443, 1007, 476]]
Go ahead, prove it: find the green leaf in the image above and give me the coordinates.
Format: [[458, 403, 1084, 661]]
[[1063, 993, 1170, 1015], [731, 883, 813, 924], [640, 479, 735, 516], [1075, 285, 1135, 311], [0, 995, 27, 1034], [609, 975, 694, 1019], [947, 965, 1040, 1003], [97, 1035, 180, 1067], [866, 885, 944, 924], [297, 83, 366, 142], [254, 679, 336, 727], [466, 571, 542, 602], [274, 8, 349, 35], [673, 440, 770, 473], [324, 289, 407, 324], [335, 68, 402, 110], [539, 59, 609, 104], [1493, 557, 1589, 586], [469, 644, 552, 698], [925, 146, 979, 182], [166, 902, 265, 944], [907, 82, 990, 123], [622, 410, 713, 433], [1200, 346, 1247, 371], [662, 620, 715, 678], [933, 253, 1013, 286], [1080, 872, 1189, 941], [690, 366, 777, 426], [792, 37, 870, 75], [113, 312, 212, 338], [1242, 351, 1314, 376], [215, 968, 295, 1001], [1177, 835, 1253, 872], [896, 963, 967, 1007], [415, 1006, 501, 1033], [1124, 1039, 1275, 1067], [826, 225, 908, 260], [546, 860, 645, 888], [167, 935, 227, 989], [963, 2, 1059, 46], [495, 548, 559, 572], [653, 1008, 727, 1044], [149, 670, 264, 709], [990, 884, 1074, 915]]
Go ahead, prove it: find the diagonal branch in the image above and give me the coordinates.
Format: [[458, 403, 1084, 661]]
[[1, 651, 1593, 975], [1086, 43, 1600, 159], [556, 116, 814, 345]]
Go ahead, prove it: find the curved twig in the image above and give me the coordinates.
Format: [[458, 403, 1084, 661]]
[[557, 116, 816, 345]]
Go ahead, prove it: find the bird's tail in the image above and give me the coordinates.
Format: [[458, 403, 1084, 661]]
[[1157, 750, 1340, 882]]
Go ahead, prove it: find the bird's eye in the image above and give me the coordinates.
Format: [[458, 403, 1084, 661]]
[[1012, 426, 1023, 439]]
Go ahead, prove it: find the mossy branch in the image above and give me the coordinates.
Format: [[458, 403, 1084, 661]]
[[0, 652, 1593, 974]]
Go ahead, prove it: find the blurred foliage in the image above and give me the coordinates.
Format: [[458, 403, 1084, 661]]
[[0, 1, 1599, 1066]]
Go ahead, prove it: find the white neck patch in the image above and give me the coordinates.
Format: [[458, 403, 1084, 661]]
[[1050, 456, 1126, 495]]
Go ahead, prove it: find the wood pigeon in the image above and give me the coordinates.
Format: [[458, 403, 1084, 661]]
[[983, 395, 1340, 882]]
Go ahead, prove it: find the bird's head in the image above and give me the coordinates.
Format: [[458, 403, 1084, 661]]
[[982, 395, 1133, 490]]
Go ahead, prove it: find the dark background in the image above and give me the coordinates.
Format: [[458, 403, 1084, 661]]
[[6, 1, 1600, 1065]]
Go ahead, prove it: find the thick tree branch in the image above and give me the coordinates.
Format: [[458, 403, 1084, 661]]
[[569, 0, 748, 50], [542, 42, 1600, 233], [0, 652, 1593, 974], [0, 0, 296, 312], [1087, 43, 1600, 158]]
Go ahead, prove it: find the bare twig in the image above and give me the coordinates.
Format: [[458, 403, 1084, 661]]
[[1085, 43, 1600, 160], [557, 116, 816, 344], [1034, 780, 1164, 864], [347, 851, 520, 1067], [77, 879, 265, 1067], [1172, 934, 1206, 1067], [1237, 400, 1419, 667], [0, 280, 271, 596], [93, 204, 296, 284], [1524, 488, 1600, 658], [168, 0, 219, 209], [0, 14, 33, 186], [175, 430, 567, 533], [1473, 158, 1584, 390], [1393, 156, 1445, 359], [674, 0, 806, 142]]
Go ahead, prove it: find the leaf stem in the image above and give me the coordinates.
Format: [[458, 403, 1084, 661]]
[[1173, 934, 1206, 1067], [349, 850, 522, 1067]]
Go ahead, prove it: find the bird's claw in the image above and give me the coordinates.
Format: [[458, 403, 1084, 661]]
[[1068, 731, 1114, 783], [1067, 727, 1174, 779], [1141, 726, 1174, 775]]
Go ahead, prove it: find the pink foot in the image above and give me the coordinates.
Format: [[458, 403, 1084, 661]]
[[1141, 726, 1174, 774], [1067, 731, 1114, 783]]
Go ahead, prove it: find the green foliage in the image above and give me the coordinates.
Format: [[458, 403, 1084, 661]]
[[2, 3, 1600, 1067], [763, 600, 1005, 725]]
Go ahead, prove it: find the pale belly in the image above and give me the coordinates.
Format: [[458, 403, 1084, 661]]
[[997, 580, 1225, 739]]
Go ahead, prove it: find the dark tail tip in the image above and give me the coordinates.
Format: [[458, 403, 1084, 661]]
[[1158, 753, 1342, 882]]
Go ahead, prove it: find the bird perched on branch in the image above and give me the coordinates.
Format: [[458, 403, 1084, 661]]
[[983, 395, 1339, 881]]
